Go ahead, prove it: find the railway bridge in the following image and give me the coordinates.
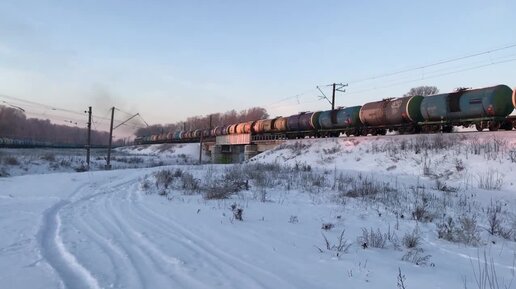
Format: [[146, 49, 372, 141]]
[[203, 133, 286, 164]]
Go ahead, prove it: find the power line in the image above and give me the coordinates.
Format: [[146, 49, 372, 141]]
[[0, 94, 147, 130], [347, 42, 516, 85], [0, 94, 123, 123], [346, 57, 516, 96]]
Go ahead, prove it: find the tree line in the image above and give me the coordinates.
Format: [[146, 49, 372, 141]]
[[135, 107, 269, 136], [0, 105, 114, 145]]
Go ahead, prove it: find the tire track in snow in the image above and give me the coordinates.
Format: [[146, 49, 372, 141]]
[[129, 191, 301, 289], [62, 178, 200, 288], [37, 184, 101, 289], [37, 177, 139, 289], [85, 181, 255, 288], [66, 179, 147, 289], [424, 239, 516, 270], [74, 211, 133, 287], [38, 173, 304, 288], [103, 183, 212, 289]]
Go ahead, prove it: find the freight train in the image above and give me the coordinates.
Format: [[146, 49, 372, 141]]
[[135, 85, 516, 145]]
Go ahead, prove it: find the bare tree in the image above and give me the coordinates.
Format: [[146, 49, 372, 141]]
[[404, 86, 439, 97], [134, 106, 269, 137]]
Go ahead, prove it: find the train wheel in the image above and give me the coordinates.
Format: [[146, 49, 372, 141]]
[[501, 121, 513, 131], [442, 125, 453, 133], [475, 124, 483, 132], [488, 122, 500, 131]]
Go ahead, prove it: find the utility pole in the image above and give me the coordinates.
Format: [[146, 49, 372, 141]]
[[317, 83, 348, 110], [86, 106, 92, 170], [331, 83, 336, 111], [106, 107, 115, 170], [209, 115, 213, 130], [183, 122, 186, 131], [199, 133, 203, 164]]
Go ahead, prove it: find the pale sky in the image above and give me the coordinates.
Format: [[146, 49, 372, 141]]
[[0, 0, 515, 137]]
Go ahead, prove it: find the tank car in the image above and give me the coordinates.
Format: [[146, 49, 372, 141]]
[[420, 85, 513, 131], [256, 117, 286, 133], [273, 117, 288, 132], [227, 124, 237, 134], [318, 106, 362, 136], [359, 95, 423, 135], [286, 112, 318, 138], [235, 121, 254, 134]]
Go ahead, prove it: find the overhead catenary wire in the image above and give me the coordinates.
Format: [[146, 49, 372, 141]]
[[346, 42, 516, 85], [346, 57, 516, 96], [0, 95, 146, 142], [0, 94, 133, 125]]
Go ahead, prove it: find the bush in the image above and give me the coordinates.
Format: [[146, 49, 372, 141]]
[[75, 164, 88, 172], [141, 179, 151, 192], [321, 223, 334, 230], [402, 227, 421, 249], [412, 191, 435, 222], [318, 229, 351, 256], [509, 150, 516, 163], [437, 215, 481, 246], [485, 201, 511, 239], [323, 145, 341, 155], [41, 153, 56, 162], [0, 167, 10, 177], [457, 215, 481, 246], [230, 203, 243, 221], [180, 172, 199, 193], [478, 171, 503, 191], [358, 227, 387, 249], [346, 176, 390, 198], [4, 156, 19, 165], [203, 185, 236, 200], [154, 169, 175, 190], [401, 248, 431, 266], [437, 217, 455, 241], [435, 179, 457, 193]]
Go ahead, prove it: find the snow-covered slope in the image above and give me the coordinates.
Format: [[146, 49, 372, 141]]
[[1, 132, 515, 289]]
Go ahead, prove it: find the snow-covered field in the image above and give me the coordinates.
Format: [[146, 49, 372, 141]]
[[0, 143, 204, 177], [1, 132, 516, 289]]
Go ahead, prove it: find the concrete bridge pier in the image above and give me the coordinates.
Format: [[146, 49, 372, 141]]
[[244, 144, 258, 161]]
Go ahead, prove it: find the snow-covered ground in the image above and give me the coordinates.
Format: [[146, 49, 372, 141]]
[[1, 132, 515, 289], [0, 143, 204, 177]]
